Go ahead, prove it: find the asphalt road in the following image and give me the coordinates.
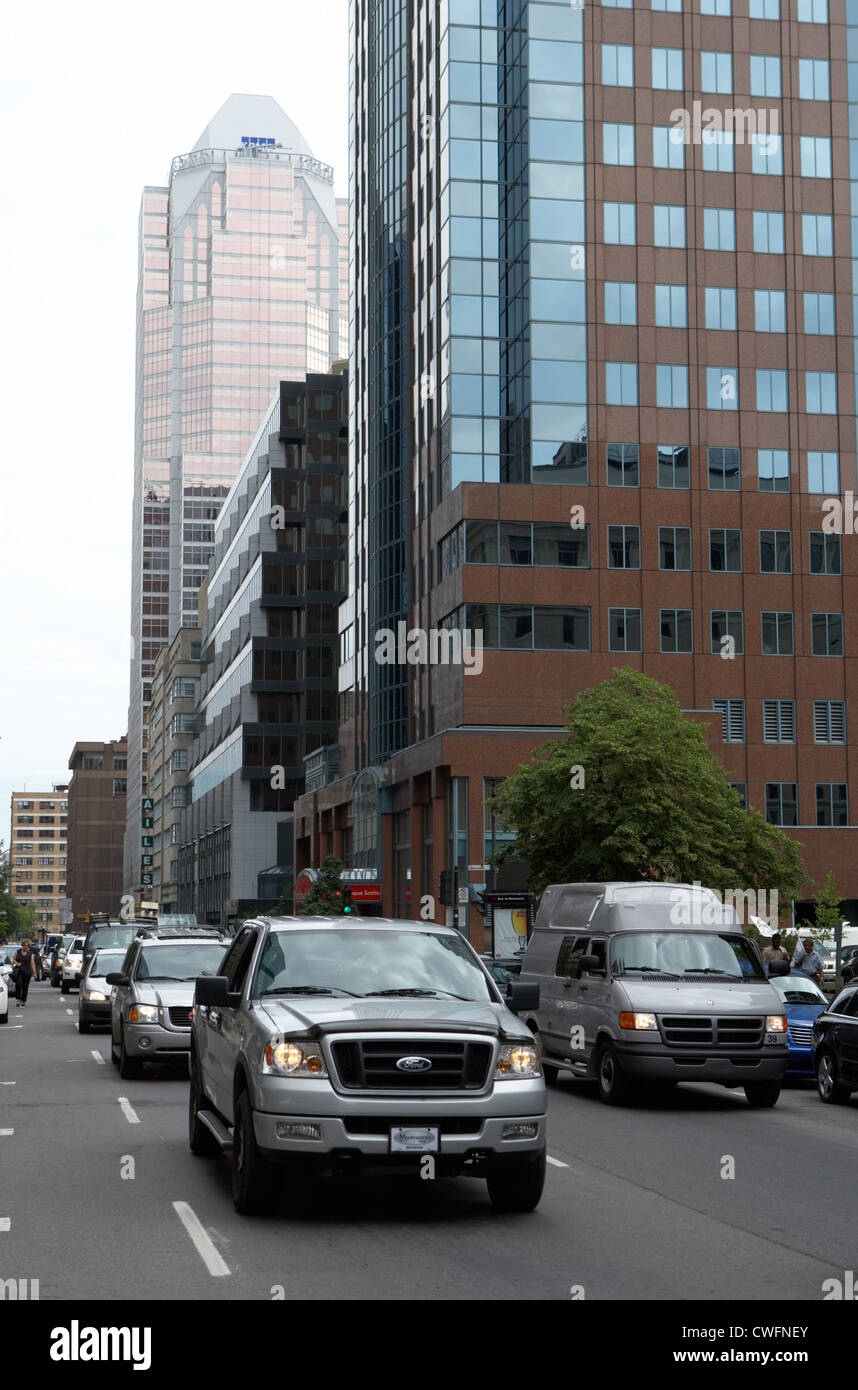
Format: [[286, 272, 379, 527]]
[[0, 980, 853, 1301]]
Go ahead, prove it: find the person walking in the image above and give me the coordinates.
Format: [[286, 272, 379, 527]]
[[12, 939, 37, 1008], [791, 936, 825, 990], [761, 933, 790, 972]]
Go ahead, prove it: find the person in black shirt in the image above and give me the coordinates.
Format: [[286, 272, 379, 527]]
[[12, 940, 37, 1007]]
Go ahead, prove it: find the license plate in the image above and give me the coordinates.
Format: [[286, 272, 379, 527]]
[[389, 1126, 439, 1154]]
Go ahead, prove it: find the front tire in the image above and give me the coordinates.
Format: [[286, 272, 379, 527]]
[[0, 1011, 7, 1025], [597, 1042, 635, 1106], [77, 1017, 91, 1035], [61, 980, 69, 994], [744, 1081, 781, 1108], [486, 1149, 546, 1213], [816, 1050, 850, 1105], [231, 1089, 275, 1214], [189, 1059, 220, 1156]]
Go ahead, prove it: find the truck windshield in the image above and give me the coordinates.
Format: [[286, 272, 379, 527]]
[[612, 932, 765, 980], [254, 929, 495, 1002]]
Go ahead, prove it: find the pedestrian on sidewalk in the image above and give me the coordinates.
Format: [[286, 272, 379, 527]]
[[12, 939, 37, 1008], [761, 933, 790, 972], [791, 936, 825, 990]]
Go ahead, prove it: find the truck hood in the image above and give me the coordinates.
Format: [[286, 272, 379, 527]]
[[256, 994, 532, 1041], [620, 978, 782, 1012]]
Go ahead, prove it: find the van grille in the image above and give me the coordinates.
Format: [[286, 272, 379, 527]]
[[331, 1039, 493, 1090], [659, 1016, 765, 1048]]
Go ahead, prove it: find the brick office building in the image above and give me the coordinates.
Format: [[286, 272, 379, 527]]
[[66, 740, 128, 921]]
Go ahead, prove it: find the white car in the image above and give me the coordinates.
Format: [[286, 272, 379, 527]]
[[61, 936, 87, 993], [0, 970, 8, 1024]]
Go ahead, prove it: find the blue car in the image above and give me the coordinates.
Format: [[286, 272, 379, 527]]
[[768, 971, 828, 1076]]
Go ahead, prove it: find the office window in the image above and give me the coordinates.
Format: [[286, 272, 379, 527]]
[[604, 123, 636, 165], [807, 450, 838, 493], [761, 612, 794, 656], [711, 611, 744, 655], [758, 449, 790, 493], [799, 58, 829, 100], [705, 286, 737, 330], [499, 523, 533, 565], [604, 202, 636, 244], [814, 700, 846, 744], [803, 293, 835, 335], [603, 0, 633, 7], [805, 372, 837, 414], [609, 608, 642, 653], [658, 445, 690, 488], [702, 130, 734, 172], [703, 208, 735, 250], [708, 446, 740, 489], [652, 48, 684, 88], [749, 55, 781, 98], [759, 530, 792, 573], [532, 607, 591, 651], [751, 133, 783, 175], [701, 0, 730, 12], [817, 785, 848, 827], [763, 700, 796, 743], [766, 784, 798, 826], [757, 369, 788, 412], [801, 136, 832, 179], [654, 126, 685, 169], [656, 365, 689, 407], [603, 44, 634, 86], [709, 528, 742, 572], [701, 51, 732, 93], [802, 214, 833, 256], [605, 282, 637, 325], [730, 782, 748, 809], [659, 526, 692, 570], [753, 211, 785, 253], [534, 524, 589, 568], [809, 531, 841, 575], [811, 612, 843, 656], [605, 362, 638, 405], [749, 0, 779, 14], [712, 698, 746, 744], [706, 367, 739, 411], [653, 205, 685, 248], [606, 443, 640, 487], [660, 609, 693, 654], [755, 290, 786, 333], [797, 0, 827, 21], [651, 0, 681, 8], [607, 525, 641, 569]]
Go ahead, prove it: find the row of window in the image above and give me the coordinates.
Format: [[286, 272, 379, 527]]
[[603, 364, 837, 413], [712, 697, 846, 744], [606, 285, 836, 336], [444, 603, 846, 656], [15, 815, 68, 825], [602, 125, 830, 179], [604, 45, 829, 99], [603, 0, 826, 19], [605, 205, 833, 257], [760, 783, 848, 828]]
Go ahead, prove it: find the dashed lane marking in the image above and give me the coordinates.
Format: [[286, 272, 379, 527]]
[[172, 1202, 231, 1278], [91, 1051, 105, 1065], [547, 1155, 569, 1168], [117, 1096, 140, 1125]]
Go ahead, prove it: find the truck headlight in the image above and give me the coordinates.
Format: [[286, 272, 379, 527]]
[[765, 1015, 787, 1033], [495, 1044, 540, 1079], [129, 1004, 159, 1023], [263, 1040, 328, 1077], [619, 1012, 658, 1030]]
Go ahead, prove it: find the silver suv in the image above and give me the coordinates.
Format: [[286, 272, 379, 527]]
[[107, 927, 230, 1079], [189, 916, 547, 1215]]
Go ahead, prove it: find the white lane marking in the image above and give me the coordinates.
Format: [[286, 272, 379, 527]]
[[547, 1155, 569, 1168], [91, 1051, 105, 1065], [0, 1081, 15, 1085], [117, 1096, 140, 1125], [0, 1129, 13, 1136], [66, 1009, 74, 1016], [0, 1219, 10, 1232], [172, 1202, 231, 1278], [9, 1026, 23, 1030]]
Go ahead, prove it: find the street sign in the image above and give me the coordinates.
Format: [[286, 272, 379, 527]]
[[468, 864, 490, 872], [457, 886, 469, 904], [141, 874, 153, 887], [141, 855, 153, 868]]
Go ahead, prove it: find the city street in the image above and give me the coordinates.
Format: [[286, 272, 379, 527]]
[[1, 981, 853, 1302]]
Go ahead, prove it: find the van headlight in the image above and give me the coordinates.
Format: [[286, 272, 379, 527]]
[[263, 1040, 328, 1077], [619, 1012, 658, 1031], [495, 1044, 540, 1079], [765, 1015, 787, 1033]]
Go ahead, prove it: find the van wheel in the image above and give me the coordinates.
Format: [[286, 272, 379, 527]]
[[189, 1059, 220, 1156], [816, 1051, 850, 1105], [77, 1017, 91, 1035], [61, 980, 69, 994], [597, 1042, 634, 1106], [486, 1149, 546, 1213], [531, 1029, 557, 1085], [744, 1081, 781, 1108], [232, 1090, 276, 1214]]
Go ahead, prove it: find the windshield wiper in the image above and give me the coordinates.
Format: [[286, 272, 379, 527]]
[[620, 967, 682, 979], [683, 968, 733, 975], [141, 975, 187, 982], [363, 988, 471, 1000], [259, 985, 361, 997]]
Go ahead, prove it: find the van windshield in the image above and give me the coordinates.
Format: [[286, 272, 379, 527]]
[[612, 932, 765, 980]]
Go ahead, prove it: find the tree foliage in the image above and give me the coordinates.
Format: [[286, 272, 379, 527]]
[[296, 854, 347, 917], [0, 840, 35, 941], [490, 669, 808, 900], [811, 870, 842, 945]]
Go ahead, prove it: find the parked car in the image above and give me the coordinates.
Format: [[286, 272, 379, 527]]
[[107, 927, 231, 1079], [50, 934, 76, 988], [0, 945, 20, 988], [812, 985, 858, 1104], [767, 972, 828, 1077], [189, 916, 546, 1215], [78, 948, 129, 1033], [82, 921, 140, 975], [519, 881, 790, 1107], [60, 936, 87, 993], [0, 969, 8, 1024]]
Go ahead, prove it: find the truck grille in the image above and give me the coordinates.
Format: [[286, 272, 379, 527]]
[[167, 1006, 194, 1028], [331, 1039, 493, 1091], [659, 1016, 765, 1048], [787, 1024, 814, 1047]]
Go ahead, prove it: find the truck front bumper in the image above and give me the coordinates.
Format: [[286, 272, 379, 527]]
[[252, 1109, 547, 1169]]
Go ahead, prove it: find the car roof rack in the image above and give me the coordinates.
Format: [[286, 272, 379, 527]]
[[133, 925, 229, 942]]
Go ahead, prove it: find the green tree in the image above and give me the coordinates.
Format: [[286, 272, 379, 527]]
[[0, 840, 34, 941], [811, 870, 842, 945], [297, 854, 347, 916], [490, 668, 807, 901]]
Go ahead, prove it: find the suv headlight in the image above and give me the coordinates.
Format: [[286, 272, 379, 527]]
[[263, 1040, 328, 1077], [129, 1004, 159, 1024], [495, 1044, 541, 1079]]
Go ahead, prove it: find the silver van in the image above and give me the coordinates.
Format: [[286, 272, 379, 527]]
[[520, 881, 790, 1107]]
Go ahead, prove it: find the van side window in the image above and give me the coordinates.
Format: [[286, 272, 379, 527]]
[[586, 939, 607, 971], [555, 936, 590, 978]]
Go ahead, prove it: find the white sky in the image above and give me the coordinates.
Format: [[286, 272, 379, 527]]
[[0, 0, 349, 851]]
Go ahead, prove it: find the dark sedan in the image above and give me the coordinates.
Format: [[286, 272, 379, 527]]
[[812, 985, 858, 1104]]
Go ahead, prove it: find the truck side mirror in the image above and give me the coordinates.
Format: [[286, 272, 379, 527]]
[[506, 982, 539, 1013], [194, 975, 240, 1009]]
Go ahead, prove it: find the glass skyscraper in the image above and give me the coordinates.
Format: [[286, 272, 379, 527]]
[[125, 93, 348, 896]]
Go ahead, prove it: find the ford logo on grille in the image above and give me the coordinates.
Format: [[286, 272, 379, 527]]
[[396, 1056, 432, 1072]]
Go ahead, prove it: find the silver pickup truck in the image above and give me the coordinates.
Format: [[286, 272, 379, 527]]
[[189, 916, 547, 1214]]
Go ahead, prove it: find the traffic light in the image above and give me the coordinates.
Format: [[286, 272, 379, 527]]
[[342, 886, 354, 914], [439, 869, 455, 906]]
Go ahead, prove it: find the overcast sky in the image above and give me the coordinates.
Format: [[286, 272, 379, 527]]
[[0, 0, 349, 851]]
